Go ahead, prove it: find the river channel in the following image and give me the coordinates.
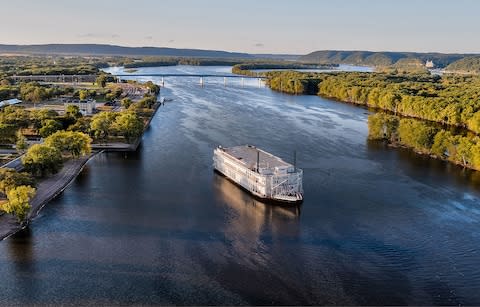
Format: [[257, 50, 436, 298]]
[[0, 65, 479, 305]]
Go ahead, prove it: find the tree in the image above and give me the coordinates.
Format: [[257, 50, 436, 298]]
[[39, 119, 62, 138], [67, 117, 91, 133], [45, 130, 91, 158], [90, 112, 118, 140], [79, 90, 88, 100], [136, 96, 156, 109], [0, 168, 35, 195], [0, 123, 18, 144], [2, 185, 36, 223], [15, 130, 27, 153], [65, 105, 82, 119], [431, 130, 454, 158], [121, 98, 132, 109], [467, 111, 480, 134], [30, 109, 59, 129], [456, 137, 475, 166], [22, 144, 63, 177], [145, 81, 160, 95], [398, 119, 437, 153], [112, 111, 144, 143], [96, 74, 107, 88]]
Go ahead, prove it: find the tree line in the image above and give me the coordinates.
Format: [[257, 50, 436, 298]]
[[232, 63, 336, 77], [368, 113, 480, 171], [262, 71, 480, 134]]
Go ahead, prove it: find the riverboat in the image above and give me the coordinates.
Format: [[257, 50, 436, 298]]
[[213, 145, 303, 204]]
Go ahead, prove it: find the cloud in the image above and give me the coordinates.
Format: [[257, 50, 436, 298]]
[[78, 33, 96, 38], [254, 43, 264, 47], [77, 33, 120, 39]]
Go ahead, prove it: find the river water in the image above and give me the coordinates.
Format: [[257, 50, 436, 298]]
[[1, 66, 479, 305]]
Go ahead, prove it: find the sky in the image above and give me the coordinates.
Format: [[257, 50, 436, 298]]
[[1, 0, 479, 55]]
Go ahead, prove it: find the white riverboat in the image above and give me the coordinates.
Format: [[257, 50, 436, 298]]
[[213, 145, 303, 204]]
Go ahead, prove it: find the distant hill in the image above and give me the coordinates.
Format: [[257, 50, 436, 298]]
[[0, 44, 253, 58], [252, 54, 302, 61], [299, 50, 471, 68], [445, 56, 480, 74]]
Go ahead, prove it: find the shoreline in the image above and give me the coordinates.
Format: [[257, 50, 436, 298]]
[[0, 96, 161, 241], [90, 101, 161, 152], [0, 152, 98, 241]]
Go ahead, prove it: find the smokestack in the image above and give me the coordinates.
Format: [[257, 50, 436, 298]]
[[257, 150, 260, 172], [294, 150, 297, 172]]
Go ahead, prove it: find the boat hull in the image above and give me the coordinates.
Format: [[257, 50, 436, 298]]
[[213, 169, 303, 206]]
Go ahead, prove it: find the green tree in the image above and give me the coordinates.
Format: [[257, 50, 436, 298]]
[[15, 130, 27, 153], [397, 119, 437, 153], [2, 185, 36, 223], [30, 109, 58, 130], [67, 117, 91, 134], [96, 74, 107, 88], [121, 98, 132, 109], [472, 143, 480, 170], [22, 144, 63, 177], [467, 111, 480, 134], [0, 168, 35, 195], [456, 137, 475, 166], [39, 119, 62, 138], [65, 105, 82, 119], [0, 123, 18, 144], [112, 111, 144, 143], [431, 130, 455, 158], [79, 90, 88, 100], [90, 112, 118, 140], [45, 130, 91, 158]]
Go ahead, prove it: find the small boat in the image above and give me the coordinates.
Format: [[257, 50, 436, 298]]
[[213, 145, 303, 204]]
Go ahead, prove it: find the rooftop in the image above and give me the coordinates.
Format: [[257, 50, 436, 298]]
[[222, 145, 292, 170], [0, 98, 22, 108]]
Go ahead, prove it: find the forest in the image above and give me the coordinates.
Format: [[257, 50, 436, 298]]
[[263, 71, 480, 134], [368, 113, 480, 171], [231, 63, 336, 77], [445, 56, 480, 74]]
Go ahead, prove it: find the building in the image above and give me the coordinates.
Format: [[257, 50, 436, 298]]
[[64, 99, 96, 115], [0, 98, 22, 108], [425, 60, 435, 68]]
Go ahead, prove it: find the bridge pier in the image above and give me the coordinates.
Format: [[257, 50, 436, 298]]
[[224, 77, 227, 87], [241, 77, 244, 87]]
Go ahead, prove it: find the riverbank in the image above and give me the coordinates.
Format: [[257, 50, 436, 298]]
[[0, 153, 96, 241], [91, 101, 161, 151]]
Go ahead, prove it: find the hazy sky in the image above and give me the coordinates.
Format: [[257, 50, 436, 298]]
[[1, 0, 479, 54]]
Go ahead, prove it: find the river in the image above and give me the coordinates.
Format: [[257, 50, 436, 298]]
[[0, 65, 479, 305]]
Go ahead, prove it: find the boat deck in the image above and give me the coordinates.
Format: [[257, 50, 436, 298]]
[[222, 145, 291, 170]]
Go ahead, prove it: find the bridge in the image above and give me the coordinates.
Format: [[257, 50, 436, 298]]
[[115, 73, 263, 79], [114, 73, 265, 87], [12, 73, 266, 87]]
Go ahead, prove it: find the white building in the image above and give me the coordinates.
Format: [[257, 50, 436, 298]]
[[64, 99, 96, 115], [425, 60, 435, 68]]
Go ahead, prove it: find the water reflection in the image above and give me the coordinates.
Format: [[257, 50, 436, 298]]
[[8, 227, 35, 271], [213, 172, 300, 249], [7, 227, 38, 303], [367, 113, 480, 191]]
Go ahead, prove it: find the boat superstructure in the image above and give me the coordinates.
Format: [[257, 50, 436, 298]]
[[213, 145, 303, 203]]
